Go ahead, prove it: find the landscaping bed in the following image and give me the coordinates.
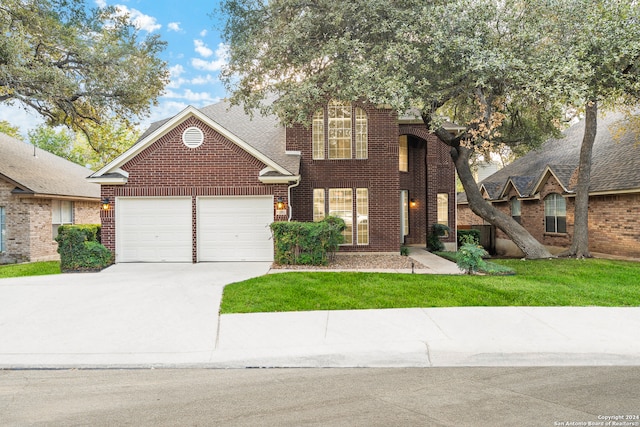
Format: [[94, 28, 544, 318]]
[[271, 253, 425, 270]]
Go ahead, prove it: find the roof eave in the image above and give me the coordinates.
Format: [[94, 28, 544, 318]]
[[258, 175, 301, 184]]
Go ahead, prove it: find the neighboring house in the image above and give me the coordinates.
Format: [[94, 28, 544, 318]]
[[458, 111, 640, 258], [0, 133, 101, 264], [88, 99, 457, 263]]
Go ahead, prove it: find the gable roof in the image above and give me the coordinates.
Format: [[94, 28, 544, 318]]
[[90, 100, 301, 183], [0, 133, 99, 200], [473, 111, 640, 201]]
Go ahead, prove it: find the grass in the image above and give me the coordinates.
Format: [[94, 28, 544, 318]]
[[220, 258, 640, 313], [0, 261, 61, 279]]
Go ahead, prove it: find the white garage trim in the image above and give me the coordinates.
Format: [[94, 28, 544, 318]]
[[197, 196, 274, 262], [116, 197, 192, 263]]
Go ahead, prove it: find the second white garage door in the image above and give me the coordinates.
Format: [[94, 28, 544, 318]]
[[197, 196, 274, 262]]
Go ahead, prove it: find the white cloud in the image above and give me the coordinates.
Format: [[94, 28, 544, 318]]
[[168, 22, 182, 32], [194, 40, 214, 58], [111, 5, 161, 33], [190, 74, 217, 85], [191, 43, 229, 71], [166, 64, 188, 89], [95, 0, 107, 8], [199, 29, 208, 37], [162, 89, 218, 104]]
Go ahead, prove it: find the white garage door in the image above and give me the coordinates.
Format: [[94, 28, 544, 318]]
[[197, 196, 274, 262], [116, 197, 192, 263]]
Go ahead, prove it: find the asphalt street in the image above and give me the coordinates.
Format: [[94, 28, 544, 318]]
[[2, 367, 639, 426]]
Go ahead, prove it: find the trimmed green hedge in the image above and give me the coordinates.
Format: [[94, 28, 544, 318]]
[[457, 229, 481, 246], [55, 225, 113, 271], [270, 216, 345, 265]]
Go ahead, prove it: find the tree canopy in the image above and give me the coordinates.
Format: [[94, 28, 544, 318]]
[[0, 0, 169, 142], [221, 0, 579, 258]]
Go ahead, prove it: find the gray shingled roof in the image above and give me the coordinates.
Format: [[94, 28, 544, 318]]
[[477, 111, 640, 199], [138, 99, 300, 176], [0, 133, 100, 199]]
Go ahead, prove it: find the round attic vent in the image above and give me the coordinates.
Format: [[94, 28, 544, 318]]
[[182, 126, 204, 148]]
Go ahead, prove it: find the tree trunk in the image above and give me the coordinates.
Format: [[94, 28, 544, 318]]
[[448, 141, 554, 259], [564, 100, 597, 258]]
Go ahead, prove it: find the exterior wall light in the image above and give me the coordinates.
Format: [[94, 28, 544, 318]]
[[410, 198, 417, 208], [276, 197, 285, 210], [101, 198, 110, 211]]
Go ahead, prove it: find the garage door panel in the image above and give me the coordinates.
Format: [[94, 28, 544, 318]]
[[117, 198, 192, 263], [197, 197, 273, 262]]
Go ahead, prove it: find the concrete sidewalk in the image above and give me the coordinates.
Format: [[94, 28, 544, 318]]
[[1, 259, 639, 369], [210, 307, 640, 368]]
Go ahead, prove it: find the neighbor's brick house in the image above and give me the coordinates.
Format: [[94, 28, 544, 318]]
[[89, 99, 456, 263], [0, 133, 100, 264], [458, 111, 640, 258]]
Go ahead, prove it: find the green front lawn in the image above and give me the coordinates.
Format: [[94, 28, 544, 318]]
[[0, 261, 61, 279], [220, 258, 640, 313]]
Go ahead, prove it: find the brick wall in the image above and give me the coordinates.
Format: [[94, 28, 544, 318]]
[[457, 175, 640, 258], [286, 104, 401, 252], [0, 180, 29, 264], [100, 116, 289, 262], [1, 179, 101, 263]]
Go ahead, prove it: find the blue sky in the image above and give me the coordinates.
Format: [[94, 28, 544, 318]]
[[1, 0, 228, 137]]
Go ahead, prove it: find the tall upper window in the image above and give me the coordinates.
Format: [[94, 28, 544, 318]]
[[312, 101, 368, 160], [312, 110, 325, 160], [544, 193, 566, 233], [0, 207, 6, 252], [511, 197, 521, 224], [399, 136, 408, 172], [52, 200, 74, 239]]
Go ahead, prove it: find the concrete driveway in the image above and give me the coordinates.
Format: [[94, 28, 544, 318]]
[[0, 263, 271, 368]]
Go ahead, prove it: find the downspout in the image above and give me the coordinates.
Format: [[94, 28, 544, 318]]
[[287, 177, 301, 221]]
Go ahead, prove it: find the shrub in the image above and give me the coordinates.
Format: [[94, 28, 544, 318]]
[[457, 229, 480, 247], [427, 223, 450, 252], [457, 243, 489, 274], [270, 217, 345, 265], [55, 225, 113, 271]]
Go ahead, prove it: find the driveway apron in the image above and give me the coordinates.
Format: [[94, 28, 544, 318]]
[[0, 263, 271, 368]]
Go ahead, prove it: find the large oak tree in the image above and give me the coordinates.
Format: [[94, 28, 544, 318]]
[[0, 0, 169, 148], [220, 0, 581, 258]]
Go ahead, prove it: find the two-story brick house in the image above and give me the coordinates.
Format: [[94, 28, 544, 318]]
[[88, 99, 456, 263]]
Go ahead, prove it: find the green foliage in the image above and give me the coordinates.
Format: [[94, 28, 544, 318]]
[[457, 229, 480, 247], [0, 120, 22, 140], [271, 217, 345, 266], [55, 225, 113, 271], [0, 261, 60, 278], [220, 258, 640, 313], [457, 243, 489, 275], [0, 0, 169, 133], [400, 246, 409, 256], [28, 120, 140, 168], [427, 223, 449, 252]]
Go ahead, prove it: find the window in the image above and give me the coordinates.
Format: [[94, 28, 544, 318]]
[[0, 207, 5, 252], [52, 200, 74, 239], [399, 136, 408, 172], [355, 107, 368, 159], [312, 101, 368, 160], [544, 193, 566, 233], [400, 190, 409, 237], [511, 197, 521, 224], [437, 193, 449, 228], [313, 189, 325, 221], [312, 110, 325, 160], [356, 188, 369, 245], [316, 187, 369, 246]]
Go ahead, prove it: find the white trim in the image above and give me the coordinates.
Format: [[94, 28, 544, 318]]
[[90, 106, 293, 179], [530, 166, 574, 195], [259, 174, 301, 184], [86, 176, 128, 185]]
